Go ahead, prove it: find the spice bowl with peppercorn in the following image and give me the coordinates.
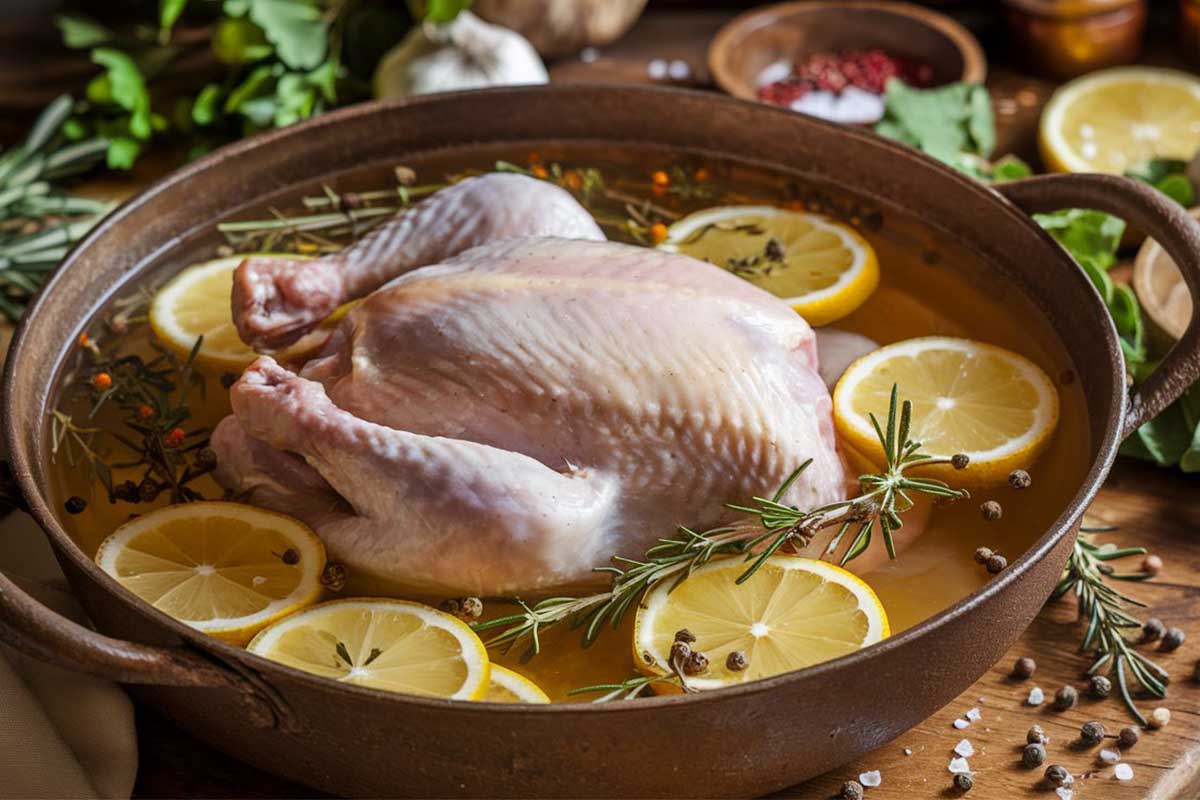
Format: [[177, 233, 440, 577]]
[[708, 0, 986, 124]]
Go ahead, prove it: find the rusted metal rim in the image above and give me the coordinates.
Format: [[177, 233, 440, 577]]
[[2, 84, 1127, 712]]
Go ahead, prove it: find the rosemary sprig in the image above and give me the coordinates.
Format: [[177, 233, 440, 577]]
[[567, 673, 683, 703], [0, 95, 113, 322], [474, 386, 969, 660], [1053, 525, 1165, 725]]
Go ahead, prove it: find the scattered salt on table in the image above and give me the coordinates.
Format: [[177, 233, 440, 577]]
[[954, 739, 975, 758], [859, 770, 881, 788], [1099, 748, 1121, 765], [1055, 788, 1073, 800], [1115, 763, 1134, 781], [903, 748, 913, 756], [1028, 686, 1045, 705], [667, 60, 690, 80], [579, 47, 599, 64], [965, 707, 981, 722], [953, 719, 970, 730], [948, 757, 971, 774], [646, 59, 668, 80]]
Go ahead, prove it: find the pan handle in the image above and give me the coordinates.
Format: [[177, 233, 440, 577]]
[[0, 462, 293, 730], [995, 174, 1200, 440]]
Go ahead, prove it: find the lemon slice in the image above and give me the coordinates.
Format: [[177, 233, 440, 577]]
[[95, 502, 326, 646], [247, 599, 490, 700], [833, 336, 1060, 485], [660, 205, 879, 326], [633, 556, 888, 691], [1039, 67, 1200, 174], [482, 665, 551, 703]]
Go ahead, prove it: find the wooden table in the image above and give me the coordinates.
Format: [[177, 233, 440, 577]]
[[3, 7, 1197, 799]]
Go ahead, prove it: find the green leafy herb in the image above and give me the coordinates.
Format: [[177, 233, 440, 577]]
[[422, 0, 473, 23], [1125, 158, 1196, 208]]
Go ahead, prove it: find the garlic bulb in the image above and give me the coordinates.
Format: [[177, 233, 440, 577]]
[[374, 11, 548, 99]]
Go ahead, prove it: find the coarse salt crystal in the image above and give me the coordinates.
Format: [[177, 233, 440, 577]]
[[965, 707, 981, 722], [646, 59, 668, 80], [667, 59, 691, 80], [903, 748, 913, 756], [953, 719, 970, 729], [859, 770, 881, 788], [1099, 748, 1121, 765], [954, 739, 975, 758], [1056, 788, 1073, 800], [948, 757, 971, 774], [1115, 763, 1133, 781], [1028, 686, 1045, 705], [579, 47, 599, 64]]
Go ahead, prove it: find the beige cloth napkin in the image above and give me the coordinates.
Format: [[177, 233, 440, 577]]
[[0, 510, 138, 799]]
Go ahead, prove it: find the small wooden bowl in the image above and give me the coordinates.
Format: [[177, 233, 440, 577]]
[[1133, 206, 1200, 352], [708, 0, 987, 103]]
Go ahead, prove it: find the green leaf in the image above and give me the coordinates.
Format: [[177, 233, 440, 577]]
[[1125, 158, 1189, 185], [1033, 209, 1125, 274], [191, 84, 223, 126], [160, 0, 189, 32], [55, 13, 112, 48], [248, 0, 328, 70], [1155, 174, 1194, 207], [966, 84, 995, 157], [224, 64, 277, 112], [105, 137, 142, 170], [212, 16, 274, 65], [990, 154, 1033, 182], [422, 0, 472, 23], [874, 81, 996, 172], [91, 48, 153, 140], [306, 60, 339, 104], [1120, 402, 1192, 466], [1110, 283, 1145, 361], [273, 73, 315, 127]]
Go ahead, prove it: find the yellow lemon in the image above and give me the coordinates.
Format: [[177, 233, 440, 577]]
[[833, 336, 1060, 486], [95, 502, 326, 646], [633, 556, 888, 692], [482, 665, 551, 703], [660, 205, 879, 326], [1039, 67, 1200, 174], [248, 599, 490, 700]]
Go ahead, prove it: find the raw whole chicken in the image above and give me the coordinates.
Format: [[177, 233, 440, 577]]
[[214, 174, 846, 595]]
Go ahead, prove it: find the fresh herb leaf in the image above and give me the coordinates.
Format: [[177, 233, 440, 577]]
[[875, 81, 994, 171], [422, 0, 473, 23], [212, 16, 274, 64], [159, 0, 189, 34], [1126, 158, 1196, 207], [55, 13, 113, 48], [91, 48, 154, 142], [248, 0, 328, 70]]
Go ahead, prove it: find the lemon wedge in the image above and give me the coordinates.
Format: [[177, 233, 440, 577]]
[[482, 665, 551, 703], [833, 337, 1060, 485], [95, 502, 326, 646], [1039, 67, 1200, 174], [660, 205, 879, 326], [633, 556, 888, 692], [247, 599, 490, 700]]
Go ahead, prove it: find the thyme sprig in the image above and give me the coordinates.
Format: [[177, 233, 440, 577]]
[[1054, 525, 1165, 725], [474, 386, 968, 660]]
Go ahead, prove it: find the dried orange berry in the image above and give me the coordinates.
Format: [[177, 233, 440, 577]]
[[77, 333, 91, 347], [650, 222, 669, 244], [531, 165, 549, 179], [784, 199, 806, 211], [527, 151, 542, 164], [137, 404, 155, 420], [694, 167, 712, 182], [92, 372, 112, 390], [651, 170, 670, 187], [564, 170, 582, 190], [164, 427, 186, 448]]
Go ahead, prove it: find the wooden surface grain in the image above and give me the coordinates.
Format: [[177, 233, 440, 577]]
[[2, 6, 1197, 799]]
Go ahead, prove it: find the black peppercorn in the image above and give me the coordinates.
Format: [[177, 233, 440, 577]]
[[986, 554, 1008, 574], [669, 640, 692, 664], [839, 780, 864, 800], [280, 548, 300, 565], [953, 772, 973, 792], [1008, 469, 1032, 489], [64, 495, 86, 514], [459, 596, 483, 620], [1143, 617, 1166, 642], [1044, 764, 1071, 788], [1022, 742, 1046, 767], [681, 650, 709, 676], [1011, 656, 1036, 680], [674, 628, 696, 644], [980, 500, 1002, 521], [320, 562, 347, 592], [1089, 674, 1112, 698], [726, 650, 748, 671], [1117, 726, 1140, 749], [1053, 685, 1078, 710], [1080, 720, 1106, 746], [951, 453, 970, 470], [194, 446, 218, 471], [113, 479, 140, 503], [973, 547, 993, 565], [1161, 627, 1186, 652], [138, 478, 160, 503], [1026, 724, 1048, 745]]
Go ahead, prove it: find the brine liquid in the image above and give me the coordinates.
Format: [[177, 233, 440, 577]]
[[48, 144, 1091, 701]]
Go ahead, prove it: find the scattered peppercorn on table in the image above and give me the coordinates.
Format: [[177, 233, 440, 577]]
[[1, 7, 1198, 800]]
